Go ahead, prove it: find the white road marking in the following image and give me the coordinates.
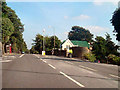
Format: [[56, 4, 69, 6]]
[[60, 71, 85, 87], [19, 54, 24, 58], [40, 58, 42, 60], [109, 74, 120, 79], [48, 64, 56, 69], [65, 61, 73, 64], [0, 60, 12, 63], [33, 54, 40, 58], [42, 60, 47, 63], [79, 65, 97, 72]]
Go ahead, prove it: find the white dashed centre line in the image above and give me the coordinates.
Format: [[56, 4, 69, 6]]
[[60, 71, 85, 87], [19, 54, 24, 58], [48, 64, 56, 69], [109, 74, 120, 79], [79, 65, 97, 72]]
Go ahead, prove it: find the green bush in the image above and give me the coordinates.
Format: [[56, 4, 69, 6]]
[[108, 54, 120, 65], [83, 53, 96, 62]]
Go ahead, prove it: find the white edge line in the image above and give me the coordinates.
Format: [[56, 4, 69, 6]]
[[48, 64, 56, 69], [79, 65, 97, 71], [109, 74, 120, 78], [65, 61, 73, 64], [19, 54, 24, 58], [42, 60, 47, 63], [60, 71, 85, 87]]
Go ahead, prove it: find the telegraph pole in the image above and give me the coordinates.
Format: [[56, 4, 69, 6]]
[[42, 29, 45, 55]]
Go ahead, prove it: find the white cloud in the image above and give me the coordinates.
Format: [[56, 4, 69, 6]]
[[93, 0, 119, 6], [72, 15, 90, 21], [93, 1, 103, 6], [84, 26, 110, 34], [64, 16, 68, 19]]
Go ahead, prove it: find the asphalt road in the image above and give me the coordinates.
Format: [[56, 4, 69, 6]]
[[1, 54, 119, 88]]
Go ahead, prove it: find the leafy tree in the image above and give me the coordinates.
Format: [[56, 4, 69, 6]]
[[2, 18, 14, 53], [32, 34, 43, 53], [2, 1, 27, 54], [111, 8, 120, 41], [105, 33, 118, 56], [49, 36, 61, 50], [68, 26, 93, 42], [92, 36, 107, 62], [31, 34, 61, 54], [92, 34, 118, 63]]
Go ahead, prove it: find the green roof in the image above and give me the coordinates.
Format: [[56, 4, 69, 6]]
[[71, 40, 90, 48]]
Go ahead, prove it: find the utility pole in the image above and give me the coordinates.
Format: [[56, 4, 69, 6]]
[[53, 27, 55, 50], [42, 29, 45, 55]]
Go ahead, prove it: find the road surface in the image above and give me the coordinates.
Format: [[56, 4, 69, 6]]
[[1, 54, 119, 88]]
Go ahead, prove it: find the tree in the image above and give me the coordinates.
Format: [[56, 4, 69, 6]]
[[68, 26, 93, 42], [92, 33, 118, 63], [2, 18, 14, 53], [2, 1, 28, 54], [49, 36, 61, 50], [92, 36, 107, 62], [31, 34, 61, 54], [111, 8, 120, 41], [32, 34, 43, 53]]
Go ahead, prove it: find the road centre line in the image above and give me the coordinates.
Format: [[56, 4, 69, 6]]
[[48, 64, 56, 69], [79, 65, 97, 72], [60, 71, 85, 87], [109, 74, 120, 79], [19, 54, 24, 58]]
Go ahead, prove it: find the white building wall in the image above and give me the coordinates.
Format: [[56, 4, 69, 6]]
[[62, 39, 74, 50]]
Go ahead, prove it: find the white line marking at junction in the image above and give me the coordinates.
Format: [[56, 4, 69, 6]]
[[33, 54, 40, 58], [79, 65, 97, 72], [60, 71, 85, 87], [48, 64, 56, 69], [0, 60, 12, 63], [19, 54, 24, 58], [42, 60, 47, 63], [65, 61, 73, 64], [109, 74, 120, 79]]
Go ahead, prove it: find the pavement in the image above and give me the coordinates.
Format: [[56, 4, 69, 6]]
[[1, 54, 119, 88]]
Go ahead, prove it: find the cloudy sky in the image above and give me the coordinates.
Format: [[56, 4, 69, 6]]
[[7, 1, 119, 49]]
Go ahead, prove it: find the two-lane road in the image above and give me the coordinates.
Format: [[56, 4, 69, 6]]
[[1, 54, 119, 88]]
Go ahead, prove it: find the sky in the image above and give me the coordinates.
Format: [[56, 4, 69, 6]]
[[7, 1, 119, 49]]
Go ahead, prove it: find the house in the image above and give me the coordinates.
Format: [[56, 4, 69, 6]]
[[61, 39, 90, 58], [61, 39, 90, 50]]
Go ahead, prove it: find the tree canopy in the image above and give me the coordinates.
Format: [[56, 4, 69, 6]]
[[68, 26, 93, 42], [2, 2, 28, 53], [111, 8, 120, 41], [30, 34, 61, 54], [92, 33, 118, 63]]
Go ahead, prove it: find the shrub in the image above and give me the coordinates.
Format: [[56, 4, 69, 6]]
[[108, 54, 120, 65], [83, 53, 96, 62]]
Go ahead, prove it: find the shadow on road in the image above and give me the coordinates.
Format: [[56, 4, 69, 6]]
[[1, 69, 118, 81], [41, 57, 89, 63]]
